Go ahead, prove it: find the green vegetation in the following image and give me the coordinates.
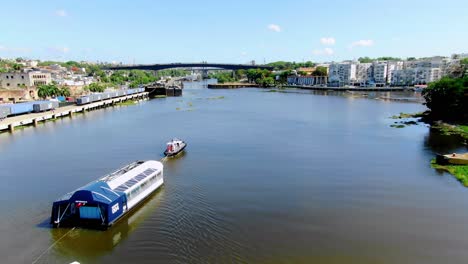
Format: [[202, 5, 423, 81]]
[[266, 61, 315, 70], [115, 100, 136, 106], [208, 69, 275, 87], [37, 84, 70, 99], [391, 112, 425, 119], [85, 83, 106, 93], [311, 66, 328, 76], [208, 72, 236, 83], [432, 122, 468, 140], [0, 59, 24, 72], [390, 124, 406, 128], [431, 159, 468, 187], [358, 57, 402, 63], [246, 69, 275, 87], [421, 76, 468, 122]]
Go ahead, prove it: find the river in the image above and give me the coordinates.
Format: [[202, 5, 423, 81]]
[[0, 86, 467, 263]]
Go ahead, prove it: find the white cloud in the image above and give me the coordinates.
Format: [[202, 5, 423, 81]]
[[240, 51, 248, 56], [47, 47, 70, 54], [350, 39, 374, 48], [267, 24, 281, 32], [320, 37, 336, 45], [312, 48, 334, 56], [55, 9, 67, 17]]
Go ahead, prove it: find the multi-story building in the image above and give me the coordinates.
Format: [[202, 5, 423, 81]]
[[0, 70, 52, 89], [328, 62, 357, 86], [391, 67, 442, 86], [355, 63, 372, 85], [373, 62, 388, 86], [386, 61, 404, 85]]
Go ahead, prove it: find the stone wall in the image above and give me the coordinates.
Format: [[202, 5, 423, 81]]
[[0, 89, 38, 103]]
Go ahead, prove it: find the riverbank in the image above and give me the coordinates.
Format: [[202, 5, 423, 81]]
[[390, 112, 467, 141], [431, 159, 468, 187], [432, 122, 468, 140]]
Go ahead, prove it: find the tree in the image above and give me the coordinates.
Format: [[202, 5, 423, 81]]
[[86, 83, 106, 93], [312, 66, 328, 76], [37, 84, 61, 99], [422, 76, 468, 122], [407, 57, 417, 61], [377, 57, 401, 61], [60, 88, 71, 97], [12, 63, 22, 71], [277, 70, 293, 84], [358, 57, 373, 63]]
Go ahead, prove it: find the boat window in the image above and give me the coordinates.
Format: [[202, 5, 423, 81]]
[[125, 179, 138, 187], [135, 173, 147, 181], [143, 168, 156, 176]]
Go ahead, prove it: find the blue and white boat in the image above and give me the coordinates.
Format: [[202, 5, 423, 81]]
[[51, 160, 164, 229]]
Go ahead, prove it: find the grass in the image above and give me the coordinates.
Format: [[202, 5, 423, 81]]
[[433, 122, 468, 140], [431, 158, 468, 187], [154, 95, 167, 98], [390, 124, 405, 128], [115, 100, 136, 106], [390, 112, 424, 119]]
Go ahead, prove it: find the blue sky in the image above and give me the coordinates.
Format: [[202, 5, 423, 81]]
[[0, 0, 467, 64]]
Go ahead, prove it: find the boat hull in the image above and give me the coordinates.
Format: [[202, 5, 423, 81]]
[[164, 143, 187, 157]]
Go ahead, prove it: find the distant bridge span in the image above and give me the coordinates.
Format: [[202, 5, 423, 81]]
[[106, 63, 273, 71]]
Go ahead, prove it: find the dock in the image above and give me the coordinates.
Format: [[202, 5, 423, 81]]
[[284, 85, 408, 92], [0, 92, 149, 133]]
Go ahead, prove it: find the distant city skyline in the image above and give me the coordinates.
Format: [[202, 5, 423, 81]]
[[1, 0, 467, 64]]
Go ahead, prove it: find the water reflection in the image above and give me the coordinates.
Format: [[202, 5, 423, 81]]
[[424, 129, 468, 154]]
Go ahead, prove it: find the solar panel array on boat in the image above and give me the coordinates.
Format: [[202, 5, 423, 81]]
[[113, 168, 157, 192]]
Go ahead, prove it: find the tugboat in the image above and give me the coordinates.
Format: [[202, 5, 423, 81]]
[[164, 138, 187, 157]]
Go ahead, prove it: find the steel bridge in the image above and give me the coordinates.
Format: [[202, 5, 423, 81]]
[[106, 63, 273, 71]]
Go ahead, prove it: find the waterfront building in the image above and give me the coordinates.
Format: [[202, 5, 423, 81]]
[[386, 61, 404, 85], [372, 62, 388, 86], [328, 62, 357, 86], [355, 63, 373, 86], [0, 70, 51, 89]]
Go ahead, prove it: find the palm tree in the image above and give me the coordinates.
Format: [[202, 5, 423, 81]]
[[37, 84, 51, 99]]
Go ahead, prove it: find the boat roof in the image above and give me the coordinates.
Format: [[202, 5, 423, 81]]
[[54, 160, 163, 204], [101, 160, 163, 190]]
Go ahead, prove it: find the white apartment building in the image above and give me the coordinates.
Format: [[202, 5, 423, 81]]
[[0, 70, 52, 89], [373, 62, 388, 85], [386, 61, 404, 85], [355, 63, 373, 85], [391, 67, 442, 86], [328, 62, 357, 86]]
